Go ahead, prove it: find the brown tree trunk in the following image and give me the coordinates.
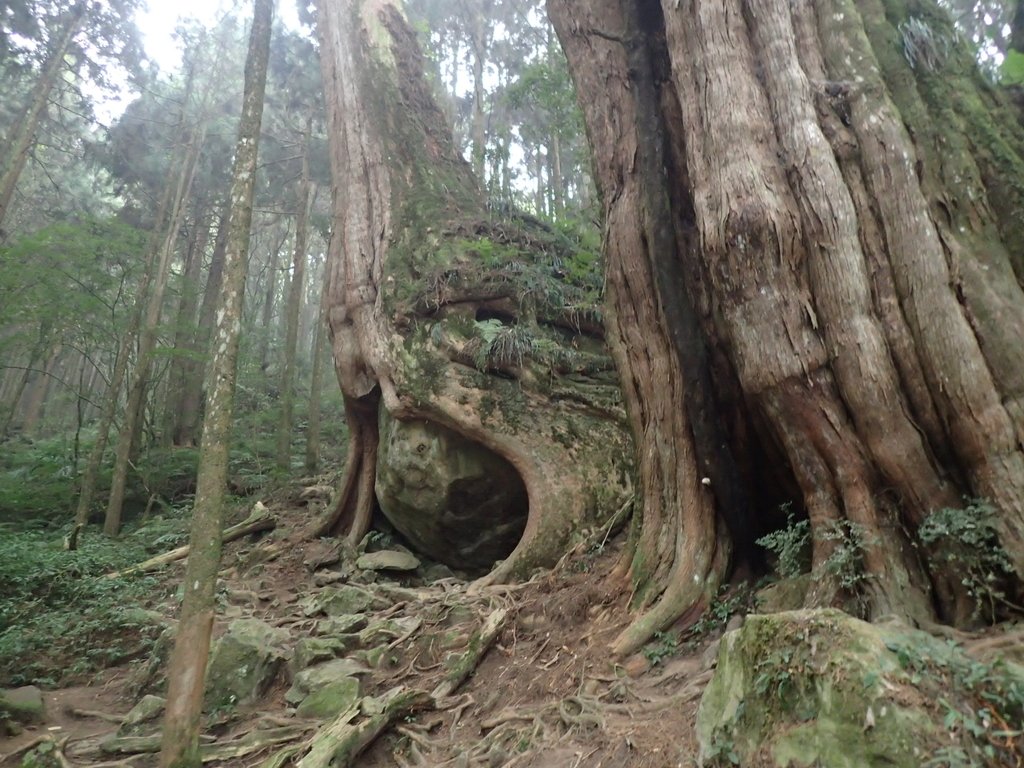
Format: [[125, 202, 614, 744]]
[[314, 0, 633, 579], [548, 0, 1024, 652], [305, 259, 329, 474], [276, 128, 314, 471], [105, 123, 205, 536], [0, 1, 86, 233], [159, 1, 273, 765], [163, 203, 211, 446], [175, 207, 230, 447]]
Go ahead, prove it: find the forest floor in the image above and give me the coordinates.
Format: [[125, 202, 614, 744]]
[[0, 482, 722, 768]]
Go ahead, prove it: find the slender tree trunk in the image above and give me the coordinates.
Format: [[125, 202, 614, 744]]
[[176, 208, 230, 447], [0, 1, 86, 233], [0, 326, 51, 439], [163, 204, 211, 445], [276, 130, 314, 471], [20, 343, 61, 436], [551, 134, 564, 218], [105, 124, 205, 536], [469, 8, 488, 179], [305, 258, 329, 474], [258, 223, 286, 372], [548, 0, 1024, 652], [159, 2, 273, 764]]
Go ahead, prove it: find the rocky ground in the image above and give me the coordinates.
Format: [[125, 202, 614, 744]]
[[0, 488, 710, 768], [2, 485, 1023, 768]]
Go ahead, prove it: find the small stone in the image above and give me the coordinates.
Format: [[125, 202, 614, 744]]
[[286, 658, 372, 704], [119, 695, 165, 734], [291, 637, 349, 673], [356, 550, 421, 572], [295, 677, 360, 719], [318, 614, 368, 636]]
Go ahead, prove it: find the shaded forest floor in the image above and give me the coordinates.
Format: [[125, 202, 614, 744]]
[[0, 481, 717, 768]]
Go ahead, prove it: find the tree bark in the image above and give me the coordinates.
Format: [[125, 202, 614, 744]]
[[548, 0, 1024, 652], [276, 125, 314, 471], [314, 0, 633, 578], [304, 261, 329, 474], [175, 207, 230, 447], [159, 1, 273, 764], [163, 202, 211, 446]]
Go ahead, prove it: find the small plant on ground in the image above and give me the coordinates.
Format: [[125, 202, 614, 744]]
[[0, 515, 184, 687], [642, 630, 679, 666], [918, 499, 1021, 622], [755, 505, 810, 578], [887, 637, 1024, 767]]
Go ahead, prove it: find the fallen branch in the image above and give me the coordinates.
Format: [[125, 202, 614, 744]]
[[66, 706, 125, 724], [431, 608, 508, 700], [105, 503, 276, 579], [294, 687, 433, 768]]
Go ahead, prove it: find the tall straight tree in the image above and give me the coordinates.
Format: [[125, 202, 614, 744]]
[[546, 0, 1024, 654], [275, 120, 314, 471], [159, 0, 274, 764], [0, 1, 86, 232]]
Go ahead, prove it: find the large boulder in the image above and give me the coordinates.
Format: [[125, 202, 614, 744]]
[[697, 610, 1024, 767], [204, 619, 290, 710], [375, 413, 528, 570]]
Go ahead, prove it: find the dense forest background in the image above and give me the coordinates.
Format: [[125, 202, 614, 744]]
[[3, 0, 1024, 765]]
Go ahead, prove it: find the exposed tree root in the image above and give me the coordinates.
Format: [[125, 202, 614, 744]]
[[104, 503, 275, 579]]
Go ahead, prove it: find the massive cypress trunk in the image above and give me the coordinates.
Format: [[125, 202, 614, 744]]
[[548, 0, 1024, 654], [315, 0, 632, 579]]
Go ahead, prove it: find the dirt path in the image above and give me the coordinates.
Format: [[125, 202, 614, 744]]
[[2, 503, 721, 768]]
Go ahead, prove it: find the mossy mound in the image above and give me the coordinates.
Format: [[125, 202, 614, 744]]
[[697, 610, 1024, 767]]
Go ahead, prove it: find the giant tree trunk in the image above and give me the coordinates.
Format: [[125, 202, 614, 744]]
[[548, 0, 1024, 654], [159, 1, 273, 765], [315, 0, 633, 579]]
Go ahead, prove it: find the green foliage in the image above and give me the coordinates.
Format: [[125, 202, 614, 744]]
[[0, 515, 184, 687], [0, 435, 84, 522], [1001, 50, 1024, 84], [887, 636, 1024, 767], [642, 631, 679, 666], [918, 500, 1020, 622], [757, 510, 873, 605], [755, 506, 810, 578], [820, 519, 873, 593]]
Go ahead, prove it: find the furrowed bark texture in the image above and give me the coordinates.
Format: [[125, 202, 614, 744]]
[[549, 0, 1024, 652], [316, 0, 633, 577], [159, 1, 273, 765]]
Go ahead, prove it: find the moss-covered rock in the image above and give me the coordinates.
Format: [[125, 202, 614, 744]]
[[204, 619, 290, 710], [376, 412, 528, 570], [286, 658, 372, 705], [697, 610, 1024, 767], [118, 695, 165, 735], [295, 677, 361, 719], [0, 685, 44, 733]]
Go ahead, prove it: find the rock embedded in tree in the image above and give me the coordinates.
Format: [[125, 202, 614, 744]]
[[376, 414, 527, 570], [315, 0, 634, 583]]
